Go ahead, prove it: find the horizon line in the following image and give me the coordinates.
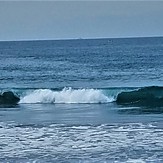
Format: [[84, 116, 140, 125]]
[[0, 35, 163, 42]]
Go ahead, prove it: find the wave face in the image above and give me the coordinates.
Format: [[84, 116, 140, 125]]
[[20, 88, 113, 104], [116, 86, 163, 107], [0, 91, 20, 105]]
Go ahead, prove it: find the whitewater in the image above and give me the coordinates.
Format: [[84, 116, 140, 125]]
[[19, 87, 114, 104]]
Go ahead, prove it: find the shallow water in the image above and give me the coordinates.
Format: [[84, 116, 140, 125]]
[[0, 103, 163, 162]]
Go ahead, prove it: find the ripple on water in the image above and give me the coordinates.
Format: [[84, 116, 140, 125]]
[[0, 122, 163, 162]]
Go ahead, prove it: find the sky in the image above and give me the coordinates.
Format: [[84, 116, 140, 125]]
[[0, 1, 163, 41]]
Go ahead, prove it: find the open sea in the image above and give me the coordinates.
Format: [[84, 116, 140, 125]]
[[0, 37, 163, 162]]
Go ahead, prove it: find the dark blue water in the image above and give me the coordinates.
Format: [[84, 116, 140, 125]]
[[0, 37, 162, 89], [0, 37, 163, 162]]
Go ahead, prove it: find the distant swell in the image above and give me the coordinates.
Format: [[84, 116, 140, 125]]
[[19, 88, 113, 104]]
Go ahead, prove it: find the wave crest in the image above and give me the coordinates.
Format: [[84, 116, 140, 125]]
[[20, 87, 113, 104]]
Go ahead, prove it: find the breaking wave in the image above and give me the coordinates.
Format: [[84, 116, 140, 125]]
[[19, 87, 113, 104], [0, 86, 163, 106]]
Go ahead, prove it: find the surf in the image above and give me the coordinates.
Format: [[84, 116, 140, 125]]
[[19, 87, 113, 104], [0, 86, 163, 107]]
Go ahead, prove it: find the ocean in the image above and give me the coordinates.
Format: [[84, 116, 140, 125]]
[[0, 37, 163, 162]]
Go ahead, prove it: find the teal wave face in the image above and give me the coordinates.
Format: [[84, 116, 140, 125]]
[[116, 86, 163, 107], [0, 91, 20, 105]]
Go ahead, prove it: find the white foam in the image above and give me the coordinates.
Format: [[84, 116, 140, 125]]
[[19, 87, 113, 104]]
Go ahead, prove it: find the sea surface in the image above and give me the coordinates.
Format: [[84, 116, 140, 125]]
[[0, 37, 163, 162]]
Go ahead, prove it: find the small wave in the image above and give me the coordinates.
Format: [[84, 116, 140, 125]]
[[19, 87, 113, 104]]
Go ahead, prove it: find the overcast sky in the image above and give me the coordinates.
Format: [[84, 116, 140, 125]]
[[0, 1, 163, 41]]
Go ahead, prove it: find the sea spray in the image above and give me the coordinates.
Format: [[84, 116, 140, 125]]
[[20, 87, 113, 104]]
